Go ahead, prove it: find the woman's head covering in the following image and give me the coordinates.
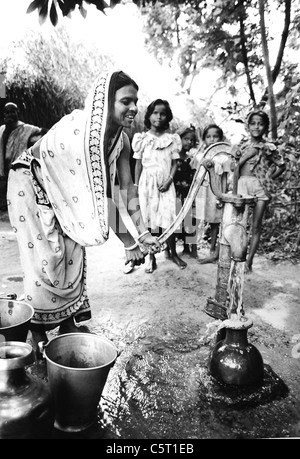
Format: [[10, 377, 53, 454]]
[[7, 70, 139, 328], [37, 70, 130, 246]]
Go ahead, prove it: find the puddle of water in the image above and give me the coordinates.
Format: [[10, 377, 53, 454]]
[[253, 293, 295, 330], [23, 314, 298, 439]]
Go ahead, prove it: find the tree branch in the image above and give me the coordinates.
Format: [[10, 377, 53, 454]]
[[238, 0, 256, 105], [260, 0, 291, 106]]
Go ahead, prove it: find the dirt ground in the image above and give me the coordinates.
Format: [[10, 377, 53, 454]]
[[1, 209, 300, 439]]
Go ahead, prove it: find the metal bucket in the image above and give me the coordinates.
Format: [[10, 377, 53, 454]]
[[43, 333, 118, 432], [0, 299, 34, 342]]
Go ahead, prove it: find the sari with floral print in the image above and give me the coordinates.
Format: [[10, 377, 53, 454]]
[[7, 71, 124, 330]]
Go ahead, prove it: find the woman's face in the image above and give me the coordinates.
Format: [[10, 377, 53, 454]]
[[112, 84, 138, 129], [204, 128, 221, 146]]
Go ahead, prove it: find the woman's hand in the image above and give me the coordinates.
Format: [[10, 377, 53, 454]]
[[139, 233, 161, 254], [125, 246, 146, 267], [124, 234, 161, 268]]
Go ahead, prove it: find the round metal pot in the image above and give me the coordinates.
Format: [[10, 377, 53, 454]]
[[209, 324, 264, 386], [0, 299, 34, 342], [0, 341, 54, 439]]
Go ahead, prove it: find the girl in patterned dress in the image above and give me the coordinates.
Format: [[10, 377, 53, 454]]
[[237, 109, 285, 273], [7, 70, 161, 350], [133, 99, 186, 273]]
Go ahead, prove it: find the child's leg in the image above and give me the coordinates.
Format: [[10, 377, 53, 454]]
[[183, 240, 190, 254], [164, 247, 171, 258], [198, 249, 219, 264], [183, 232, 190, 254], [167, 233, 187, 269], [246, 200, 267, 273], [189, 216, 198, 258], [210, 223, 220, 254], [190, 243, 198, 258], [198, 222, 219, 264], [145, 253, 157, 273]]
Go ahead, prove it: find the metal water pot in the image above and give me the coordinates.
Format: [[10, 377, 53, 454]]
[[0, 297, 34, 342], [0, 341, 55, 439], [209, 320, 264, 386]]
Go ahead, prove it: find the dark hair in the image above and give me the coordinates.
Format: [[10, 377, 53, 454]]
[[144, 99, 173, 131], [107, 71, 139, 120], [202, 124, 223, 141], [39, 127, 49, 135], [105, 71, 139, 153], [246, 109, 269, 132], [179, 125, 196, 139], [112, 71, 139, 93]]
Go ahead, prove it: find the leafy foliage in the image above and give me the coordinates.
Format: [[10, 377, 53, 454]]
[[26, 0, 112, 25], [261, 72, 300, 262], [0, 26, 114, 128]]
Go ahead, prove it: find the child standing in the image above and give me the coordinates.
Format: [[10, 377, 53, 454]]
[[236, 109, 285, 273], [173, 125, 198, 258], [192, 124, 231, 264], [133, 99, 186, 273]]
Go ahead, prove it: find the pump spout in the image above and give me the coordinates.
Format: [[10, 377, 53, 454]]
[[223, 222, 248, 262]]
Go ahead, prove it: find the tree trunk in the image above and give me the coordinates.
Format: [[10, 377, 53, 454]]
[[258, 0, 277, 140], [260, 0, 291, 107], [238, 0, 256, 106]]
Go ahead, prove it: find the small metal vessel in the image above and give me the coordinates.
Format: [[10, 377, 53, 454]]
[[0, 341, 54, 439], [0, 298, 34, 342]]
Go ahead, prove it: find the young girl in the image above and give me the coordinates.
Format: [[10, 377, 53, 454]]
[[192, 124, 231, 264], [133, 99, 186, 273], [236, 109, 285, 273], [173, 125, 198, 258]]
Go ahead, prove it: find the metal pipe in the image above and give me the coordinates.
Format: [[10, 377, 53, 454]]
[[222, 222, 248, 262]]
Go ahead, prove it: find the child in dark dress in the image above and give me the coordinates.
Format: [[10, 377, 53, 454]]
[[173, 126, 198, 258]]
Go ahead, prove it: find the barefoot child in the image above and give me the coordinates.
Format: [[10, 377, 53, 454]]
[[173, 125, 198, 258], [236, 109, 285, 273], [133, 99, 187, 273], [192, 124, 231, 264]]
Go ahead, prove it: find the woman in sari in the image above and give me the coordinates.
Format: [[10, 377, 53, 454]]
[[7, 70, 161, 348]]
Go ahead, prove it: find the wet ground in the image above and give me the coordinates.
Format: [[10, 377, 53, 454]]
[[1, 210, 300, 439]]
